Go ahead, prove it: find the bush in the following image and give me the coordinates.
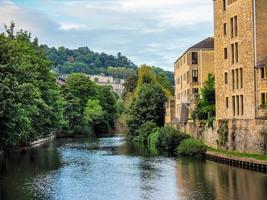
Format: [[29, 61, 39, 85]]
[[133, 121, 158, 143], [177, 139, 207, 156], [157, 126, 190, 151], [147, 130, 160, 146]]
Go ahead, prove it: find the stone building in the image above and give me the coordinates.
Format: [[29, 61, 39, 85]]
[[88, 75, 125, 96], [174, 37, 215, 125], [191, 0, 267, 154], [214, 0, 267, 120]]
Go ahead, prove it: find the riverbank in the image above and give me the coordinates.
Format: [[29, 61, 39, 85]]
[[31, 134, 55, 147], [205, 150, 267, 173]]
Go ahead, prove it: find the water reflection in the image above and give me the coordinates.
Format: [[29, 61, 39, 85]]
[[176, 158, 267, 200], [0, 136, 266, 200]]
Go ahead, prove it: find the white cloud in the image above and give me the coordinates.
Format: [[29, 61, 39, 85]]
[[59, 23, 89, 30], [0, 0, 214, 71]]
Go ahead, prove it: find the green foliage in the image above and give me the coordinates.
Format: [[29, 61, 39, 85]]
[[217, 120, 229, 148], [133, 121, 158, 143], [62, 74, 119, 135], [97, 86, 118, 129], [151, 66, 174, 88], [207, 116, 215, 128], [122, 74, 138, 99], [63, 73, 97, 106], [192, 74, 215, 120], [147, 130, 160, 146], [0, 22, 66, 152], [127, 83, 166, 137], [43, 45, 137, 78], [83, 99, 104, 124], [177, 139, 207, 156], [0, 23, 123, 152], [209, 147, 267, 161], [157, 126, 190, 151]]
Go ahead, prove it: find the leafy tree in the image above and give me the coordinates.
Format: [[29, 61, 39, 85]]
[[97, 86, 118, 129], [0, 22, 65, 152], [42, 45, 137, 76], [63, 73, 97, 106], [83, 99, 104, 124], [122, 74, 138, 99], [127, 83, 166, 137], [192, 74, 215, 120]]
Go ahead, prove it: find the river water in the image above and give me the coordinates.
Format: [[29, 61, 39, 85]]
[[0, 135, 266, 200]]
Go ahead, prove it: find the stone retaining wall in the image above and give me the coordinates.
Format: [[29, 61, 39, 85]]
[[186, 119, 267, 154]]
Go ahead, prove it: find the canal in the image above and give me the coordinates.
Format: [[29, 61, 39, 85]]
[[0, 135, 267, 200]]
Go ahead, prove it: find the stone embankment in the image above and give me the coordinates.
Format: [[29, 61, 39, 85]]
[[205, 151, 267, 173]]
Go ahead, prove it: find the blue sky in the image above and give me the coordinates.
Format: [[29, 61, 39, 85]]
[[0, 0, 213, 71]]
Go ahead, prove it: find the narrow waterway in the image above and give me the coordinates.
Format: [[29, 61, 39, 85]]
[[0, 135, 266, 200]]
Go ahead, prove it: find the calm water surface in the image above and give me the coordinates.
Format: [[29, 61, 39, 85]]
[[0, 135, 266, 200]]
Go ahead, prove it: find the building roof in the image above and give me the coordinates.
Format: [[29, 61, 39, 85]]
[[189, 37, 214, 50], [174, 37, 214, 64]]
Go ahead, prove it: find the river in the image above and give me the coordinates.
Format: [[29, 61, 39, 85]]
[[0, 135, 266, 200]]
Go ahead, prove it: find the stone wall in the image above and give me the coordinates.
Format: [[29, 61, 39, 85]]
[[186, 119, 267, 154]]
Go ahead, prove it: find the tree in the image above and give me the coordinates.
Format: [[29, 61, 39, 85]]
[[0, 23, 65, 152], [63, 73, 97, 106], [127, 83, 167, 137], [83, 99, 104, 124], [97, 86, 118, 129], [122, 74, 138, 99], [192, 74, 215, 120]]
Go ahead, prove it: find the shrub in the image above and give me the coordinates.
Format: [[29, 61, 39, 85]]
[[147, 130, 160, 146], [177, 139, 207, 156], [157, 126, 190, 151], [134, 121, 158, 143]]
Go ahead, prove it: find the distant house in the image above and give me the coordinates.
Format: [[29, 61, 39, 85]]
[[88, 74, 125, 96], [56, 75, 66, 86]]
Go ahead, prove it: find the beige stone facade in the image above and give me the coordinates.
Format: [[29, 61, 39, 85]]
[[165, 97, 176, 126], [214, 0, 267, 120], [88, 75, 125, 96], [174, 37, 215, 124]]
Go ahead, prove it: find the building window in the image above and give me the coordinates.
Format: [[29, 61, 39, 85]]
[[231, 17, 234, 38], [226, 97, 229, 108], [236, 95, 240, 115], [232, 96, 236, 116], [232, 70, 235, 90], [235, 42, 238, 63], [224, 23, 227, 35], [261, 93, 267, 106], [236, 69, 239, 89], [261, 68, 265, 78], [192, 52, 198, 64], [231, 44, 234, 64], [241, 95, 244, 115], [224, 72, 228, 84], [234, 16, 238, 37], [223, 0, 227, 11], [260, 67, 267, 79], [240, 68, 243, 88], [224, 48, 228, 59], [192, 88, 199, 94], [192, 69, 198, 83]]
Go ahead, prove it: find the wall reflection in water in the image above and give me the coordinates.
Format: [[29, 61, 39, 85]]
[[176, 158, 267, 200]]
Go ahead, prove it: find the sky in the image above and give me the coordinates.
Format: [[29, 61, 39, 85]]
[[0, 0, 214, 71]]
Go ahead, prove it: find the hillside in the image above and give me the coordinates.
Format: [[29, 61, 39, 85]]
[[42, 45, 174, 84], [42, 45, 137, 77]]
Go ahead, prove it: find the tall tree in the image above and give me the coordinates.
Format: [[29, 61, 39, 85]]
[[127, 83, 166, 137]]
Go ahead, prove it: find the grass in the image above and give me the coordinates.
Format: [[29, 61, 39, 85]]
[[208, 147, 267, 161]]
